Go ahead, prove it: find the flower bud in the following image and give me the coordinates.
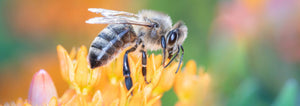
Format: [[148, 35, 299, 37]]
[[28, 69, 58, 106]]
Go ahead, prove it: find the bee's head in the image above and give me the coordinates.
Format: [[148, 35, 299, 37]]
[[166, 21, 187, 57], [149, 17, 172, 37], [138, 10, 172, 37]]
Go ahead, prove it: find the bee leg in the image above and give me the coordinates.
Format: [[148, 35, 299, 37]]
[[164, 46, 180, 68], [175, 45, 184, 73], [140, 44, 150, 84], [123, 45, 137, 92], [161, 36, 167, 66]]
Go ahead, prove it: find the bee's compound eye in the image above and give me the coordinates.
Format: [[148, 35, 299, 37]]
[[168, 31, 177, 45]]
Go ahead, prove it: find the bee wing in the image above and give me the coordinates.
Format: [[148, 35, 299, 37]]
[[88, 8, 139, 18], [86, 8, 152, 27], [86, 16, 152, 27]]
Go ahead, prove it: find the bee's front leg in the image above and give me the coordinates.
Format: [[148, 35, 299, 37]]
[[161, 36, 167, 66], [164, 46, 180, 68], [164, 45, 184, 73], [176, 45, 184, 73]]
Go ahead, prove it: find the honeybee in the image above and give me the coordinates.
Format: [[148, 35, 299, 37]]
[[86, 8, 187, 91]]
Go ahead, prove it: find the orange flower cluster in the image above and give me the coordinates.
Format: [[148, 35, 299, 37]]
[[2, 45, 212, 106], [174, 61, 213, 106]]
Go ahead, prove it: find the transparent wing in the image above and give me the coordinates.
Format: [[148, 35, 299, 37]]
[[86, 17, 152, 26], [86, 8, 152, 27], [88, 8, 139, 18]]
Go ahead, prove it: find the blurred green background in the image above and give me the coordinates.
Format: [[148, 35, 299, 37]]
[[1, 0, 300, 105]]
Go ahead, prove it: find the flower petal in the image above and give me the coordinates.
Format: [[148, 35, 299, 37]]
[[28, 69, 58, 106], [146, 95, 162, 106], [48, 97, 58, 106], [89, 90, 104, 106], [65, 95, 87, 106], [89, 68, 102, 88], [57, 45, 73, 83], [152, 66, 176, 95], [119, 82, 127, 106], [16, 98, 23, 106], [24, 100, 31, 106], [128, 92, 144, 106], [69, 47, 76, 60], [184, 60, 197, 75], [74, 46, 90, 93], [60, 89, 76, 105], [110, 99, 119, 106]]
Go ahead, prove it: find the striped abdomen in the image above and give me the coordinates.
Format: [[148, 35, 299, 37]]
[[89, 24, 137, 68]]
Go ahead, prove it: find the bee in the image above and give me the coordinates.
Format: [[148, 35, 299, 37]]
[[86, 8, 187, 91]]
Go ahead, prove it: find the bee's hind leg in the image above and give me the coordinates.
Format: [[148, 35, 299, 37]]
[[123, 44, 138, 92]]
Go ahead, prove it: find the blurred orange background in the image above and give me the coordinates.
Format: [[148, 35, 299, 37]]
[[2, 0, 300, 105], [0, 0, 144, 103]]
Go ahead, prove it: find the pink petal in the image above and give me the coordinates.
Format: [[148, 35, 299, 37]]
[[28, 69, 58, 105]]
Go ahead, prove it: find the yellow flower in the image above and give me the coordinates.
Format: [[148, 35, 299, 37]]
[[57, 45, 181, 105], [57, 45, 101, 95], [174, 60, 214, 106], [3, 45, 210, 106]]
